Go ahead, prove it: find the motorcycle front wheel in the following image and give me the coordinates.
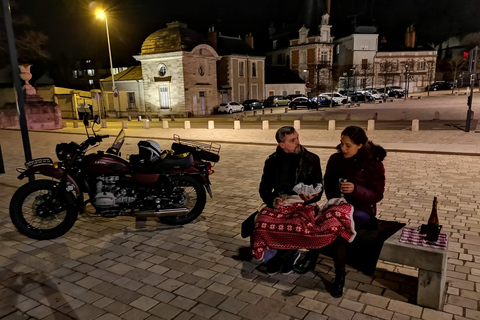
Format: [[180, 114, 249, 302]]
[[9, 180, 78, 240], [159, 175, 207, 225]]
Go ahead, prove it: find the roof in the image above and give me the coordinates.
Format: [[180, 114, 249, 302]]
[[101, 66, 142, 82], [216, 35, 262, 56], [378, 41, 436, 52], [141, 21, 209, 55], [265, 66, 305, 84]]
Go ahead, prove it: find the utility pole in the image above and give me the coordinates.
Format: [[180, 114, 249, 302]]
[[466, 46, 478, 132], [2, 0, 33, 180]]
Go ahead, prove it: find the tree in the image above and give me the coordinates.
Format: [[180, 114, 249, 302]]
[[377, 60, 397, 100], [449, 56, 467, 94], [425, 60, 436, 96], [0, 1, 50, 68]]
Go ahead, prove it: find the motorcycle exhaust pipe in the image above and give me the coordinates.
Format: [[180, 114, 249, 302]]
[[132, 208, 190, 217]]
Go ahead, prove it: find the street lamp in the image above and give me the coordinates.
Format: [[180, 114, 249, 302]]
[[96, 9, 117, 117], [404, 64, 409, 100]]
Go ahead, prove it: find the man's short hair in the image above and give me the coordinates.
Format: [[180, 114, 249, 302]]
[[275, 126, 296, 143]]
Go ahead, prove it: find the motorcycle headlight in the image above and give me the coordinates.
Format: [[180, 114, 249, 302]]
[[55, 142, 76, 161]]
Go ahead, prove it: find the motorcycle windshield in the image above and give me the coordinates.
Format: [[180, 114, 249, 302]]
[[110, 129, 125, 154]]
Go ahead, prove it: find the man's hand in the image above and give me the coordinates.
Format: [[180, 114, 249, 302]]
[[340, 182, 355, 194], [299, 193, 318, 201], [273, 197, 284, 208]]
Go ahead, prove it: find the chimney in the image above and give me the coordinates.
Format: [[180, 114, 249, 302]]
[[405, 25, 416, 48], [245, 33, 254, 49], [208, 26, 217, 51]]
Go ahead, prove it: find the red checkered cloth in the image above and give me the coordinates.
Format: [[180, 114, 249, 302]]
[[251, 202, 356, 260], [399, 227, 448, 250]]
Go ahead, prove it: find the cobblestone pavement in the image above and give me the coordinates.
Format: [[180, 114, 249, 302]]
[[0, 130, 479, 320]]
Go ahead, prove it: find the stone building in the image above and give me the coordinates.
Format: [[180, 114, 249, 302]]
[[133, 21, 220, 117]]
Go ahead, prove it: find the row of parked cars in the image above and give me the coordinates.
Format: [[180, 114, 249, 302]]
[[217, 87, 408, 113]]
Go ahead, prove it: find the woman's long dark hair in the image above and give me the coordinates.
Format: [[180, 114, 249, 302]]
[[340, 126, 386, 161]]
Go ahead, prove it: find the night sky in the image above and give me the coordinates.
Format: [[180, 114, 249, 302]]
[[6, 0, 480, 68]]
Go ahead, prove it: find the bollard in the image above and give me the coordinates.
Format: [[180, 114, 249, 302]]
[[101, 121, 107, 128], [162, 120, 169, 129], [262, 120, 269, 130], [373, 112, 378, 121], [208, 120, 214, 129], [262, 109, 265, 115], [294, 120, 301, 131], [434, 111, 440, 120], [233, 120, 241, 130], [138, 115, 142, 121], [346, 113, 351, 120], [253, 110, 257, 116], [62, 121, 67, 128], [143, 121, 149, 129], [284, 107, 288, 113], [171, 115, 175, 121], [412, 119, 419, 132], [122, 121, 128, 129], [270, 108, 273, 113], [73, 121, 78, 128], [328, 120, 336, 131], [128, 116, 132, 121], [184, 120, 191, 129], [367, 119, 375, 131]]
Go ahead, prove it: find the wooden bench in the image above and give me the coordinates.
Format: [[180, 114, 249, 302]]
[[379, 228, 447, 310]]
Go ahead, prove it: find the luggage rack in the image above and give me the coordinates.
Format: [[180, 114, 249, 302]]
[[172, 134, 221, 165]]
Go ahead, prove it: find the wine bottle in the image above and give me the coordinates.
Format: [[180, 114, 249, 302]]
[[426, 196, 439, 241]]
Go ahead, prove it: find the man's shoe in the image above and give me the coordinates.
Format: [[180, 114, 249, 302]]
[[266, 256, 283, 275], [293, 252, 318, 274], [330, 270, 346, 298], [281, 250, 301, 275]]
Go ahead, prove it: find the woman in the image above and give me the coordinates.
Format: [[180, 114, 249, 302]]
[[294, 126, 386, 298]]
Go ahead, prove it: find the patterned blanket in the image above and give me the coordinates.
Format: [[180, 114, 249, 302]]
[[251, 200, 356, 260]]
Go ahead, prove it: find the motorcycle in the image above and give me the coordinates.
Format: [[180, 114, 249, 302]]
[[9, 115, 221, 240]]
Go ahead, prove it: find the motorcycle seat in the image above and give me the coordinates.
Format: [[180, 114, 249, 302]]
[[130, 153, 193, 173]]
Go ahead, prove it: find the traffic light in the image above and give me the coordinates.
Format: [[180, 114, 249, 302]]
[[463, 52, 469, 61]]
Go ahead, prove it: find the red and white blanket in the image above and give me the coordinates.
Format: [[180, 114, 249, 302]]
[[251, 198, 356, 260]]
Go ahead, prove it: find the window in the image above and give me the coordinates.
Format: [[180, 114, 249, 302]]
[[336, 45, 340, 55], [321, 51, 328, 62], [127, 92, 135, 108], [418, 61, 425, 70], [73, 70, 78, 78], [159, 86, 169, 109], [158, 64, 167, 77], [252, 62, 257, 77], [88, 79, 94, 85], [277, 54, 284, 65], [87, 69, 95, 76], [198, 66, 204, 76], [273, 40, 277, 50], [362, 59, 368, 70], [239, 84, 245, 101], [239, 61, 244, 77]]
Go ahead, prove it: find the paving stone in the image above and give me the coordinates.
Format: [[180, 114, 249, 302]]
[[129, 296, 159, 312], [196, 290, 228, 307], [298, 298, 328, 314], [387, 300, 422, 318], [190, 303, 219, 319], [323, 304, 356, 320], [421, 308, 453, 320], [217, 297, 248, 314], [149, 302, 183, 320], [364, 305, 394, 320], [359, 293, 391, 309], [174, 284, 205, 300]]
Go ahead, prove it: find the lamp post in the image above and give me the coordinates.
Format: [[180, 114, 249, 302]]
[[96, 10, 117, 117], [404, 64, 409, 100]]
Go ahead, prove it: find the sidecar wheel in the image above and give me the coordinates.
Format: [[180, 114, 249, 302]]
[[9, 180, 77, 240], [159, 175, 206, 225]]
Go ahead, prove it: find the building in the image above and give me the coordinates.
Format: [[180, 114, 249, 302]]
[[267, 13, 334, 97], [335, 26, 437, 93], [209, 29, 266, 104]]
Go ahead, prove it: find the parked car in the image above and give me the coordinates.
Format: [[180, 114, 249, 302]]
[[312, 95, 338, 107], [265, 95, 290, 107], [387, 86, 406, 98], [365, 89, 387, 100], [242, 99, 264, 110], [427, 81, 453, 91], [319, 92, 349, 104], [350, 92, 375, 102], [218, 102, 244, 113], [289, 97, 319, 110], [286, 94, 306, 104]]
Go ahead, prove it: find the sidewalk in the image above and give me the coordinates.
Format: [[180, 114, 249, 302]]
[[24, 118, 480, 156]]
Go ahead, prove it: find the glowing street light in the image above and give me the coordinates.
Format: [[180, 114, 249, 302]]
[[96, 9, 117, 116]]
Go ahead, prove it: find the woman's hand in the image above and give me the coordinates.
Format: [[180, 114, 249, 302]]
[[299, 193, 318, 201], [340, 182, 355, 194], [273, 197, 284, 208]]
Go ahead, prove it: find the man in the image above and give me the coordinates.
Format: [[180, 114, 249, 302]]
[[258, 126, 323, 274]]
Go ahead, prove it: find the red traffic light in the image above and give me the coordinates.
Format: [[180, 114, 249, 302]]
[[463, 52, 469, 61]]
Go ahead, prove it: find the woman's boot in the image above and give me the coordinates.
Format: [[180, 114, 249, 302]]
[[330, 269, 346, 298]]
